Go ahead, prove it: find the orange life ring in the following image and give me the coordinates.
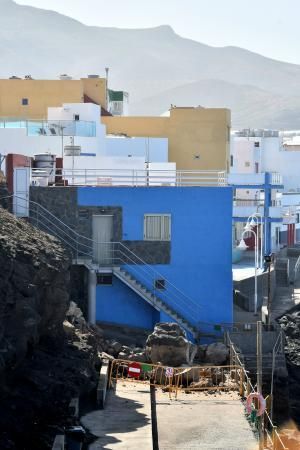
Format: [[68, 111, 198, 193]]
[[246, 393, 266, 417]]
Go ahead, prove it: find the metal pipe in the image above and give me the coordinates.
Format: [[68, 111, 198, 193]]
[[241, 228, 258, 313]]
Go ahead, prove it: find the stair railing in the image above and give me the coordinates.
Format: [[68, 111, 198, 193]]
[[82, 242, 201, 327], [3, 195, 202, 330]]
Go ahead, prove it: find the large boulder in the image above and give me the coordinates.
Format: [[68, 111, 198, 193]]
[[205, 342, 229, 365], [146, 322, 196, 367]]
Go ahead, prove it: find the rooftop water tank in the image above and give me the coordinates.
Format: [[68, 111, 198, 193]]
[[33, 153, 56, 184]]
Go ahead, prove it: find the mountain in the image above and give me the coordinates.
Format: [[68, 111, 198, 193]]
[[1, 0, 300, 128], [131, 80, 300, 129]]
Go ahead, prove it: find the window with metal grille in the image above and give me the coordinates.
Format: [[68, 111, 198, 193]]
[[144, 214, 171, 241]]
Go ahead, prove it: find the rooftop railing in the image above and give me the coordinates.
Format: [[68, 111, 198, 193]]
[[0, 119, 96, 137], [31, 168, 228, 187]]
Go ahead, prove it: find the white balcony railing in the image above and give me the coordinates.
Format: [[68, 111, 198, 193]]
[[229, 172, 283, 186], [31, 168, 228, 187]]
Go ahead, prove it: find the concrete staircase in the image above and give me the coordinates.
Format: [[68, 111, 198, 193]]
[[241, 353, 287, 377], [113, 267, 198, 338], [7, 195, 202, 338]]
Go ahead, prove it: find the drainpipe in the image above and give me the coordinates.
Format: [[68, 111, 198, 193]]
[[88, 269, 97, 324]]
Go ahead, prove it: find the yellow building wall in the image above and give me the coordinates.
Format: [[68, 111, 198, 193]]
[[0, 77, 107, 119], [102, 107, 231, 171], [0, 80, 83, 119], [81, 78, 107, 109]]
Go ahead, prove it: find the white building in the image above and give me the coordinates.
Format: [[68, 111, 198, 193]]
[[0, 102, 170, 174], [231, 129, 300, 249]]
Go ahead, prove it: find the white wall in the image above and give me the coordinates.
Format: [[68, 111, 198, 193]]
[[105, 136, 168, 162], [260, 138, 300, 192], [0, 128, 102, 160]]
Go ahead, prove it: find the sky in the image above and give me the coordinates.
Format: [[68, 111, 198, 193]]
[[15, 0, 300, 64]]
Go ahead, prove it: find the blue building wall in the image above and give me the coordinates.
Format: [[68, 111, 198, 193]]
[[96, 276, 160, 329], [78, 187, 233, 332]]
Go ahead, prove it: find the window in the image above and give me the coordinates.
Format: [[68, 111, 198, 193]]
[[254, 141, 260, 148], [22, 98, 29, 106], [74, 114, 80, 121], [97, 274, 112, 285], [255, 162, 259, 173], [144, 214, 171, 241], [230, 155, 234, 167], [245, 161, 250, 167]]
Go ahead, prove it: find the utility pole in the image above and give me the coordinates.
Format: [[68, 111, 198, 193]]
[[265, 254, 273, 329], [257, 321, 264, 449]]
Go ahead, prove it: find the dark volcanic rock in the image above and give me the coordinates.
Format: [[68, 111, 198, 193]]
[[0, 207, 70, 374], [146, 322, 196, 366], [278, 305, 300, 425]]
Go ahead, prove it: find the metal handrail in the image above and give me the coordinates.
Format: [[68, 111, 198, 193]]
[[10, 195, 202, 310], [31, 168, 228, 187], [293, 255, 300, 282], [226, 332, 287, 450], [4, 195, 202, 329]]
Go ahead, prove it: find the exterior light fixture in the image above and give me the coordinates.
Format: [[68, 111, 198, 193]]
[[244, 223, 252, 232], [237, 239, 248, 250]]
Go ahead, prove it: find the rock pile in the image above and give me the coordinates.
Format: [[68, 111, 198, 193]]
[[0, 207, 71, 377], [0, 209, 102, 449], [278, 306, 300, 424]]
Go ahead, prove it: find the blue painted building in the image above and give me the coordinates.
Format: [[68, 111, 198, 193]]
[[77, 186, 233, 338]]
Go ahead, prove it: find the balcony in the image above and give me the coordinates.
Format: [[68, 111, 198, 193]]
[[0, 119, 96, 137], [31, 168, 228, 187], [228, 172, 283, 186], [233, 199, 282, 218]]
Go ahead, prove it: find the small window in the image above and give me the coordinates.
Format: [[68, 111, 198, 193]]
[[22, 98, 29, 106], [144, 214, 171, 241], [74, 114, 80, 121], [155, 279, 165, 290], [254, 141, 260, 148], [97, 274, 112, 285], [230, 155, 234, 167], [245, 161, 250, 167]]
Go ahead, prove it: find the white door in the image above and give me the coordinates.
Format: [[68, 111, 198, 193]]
[[13, 167, 30, 217], [93, 215, 114, 265]]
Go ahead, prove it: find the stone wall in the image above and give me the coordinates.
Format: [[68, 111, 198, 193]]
[[234, 269, 276, 311]]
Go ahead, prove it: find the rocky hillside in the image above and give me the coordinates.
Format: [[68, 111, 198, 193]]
[[278, 306, 300, 426], [0, 207, 71, 370], [0, 208, 100, 449]]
